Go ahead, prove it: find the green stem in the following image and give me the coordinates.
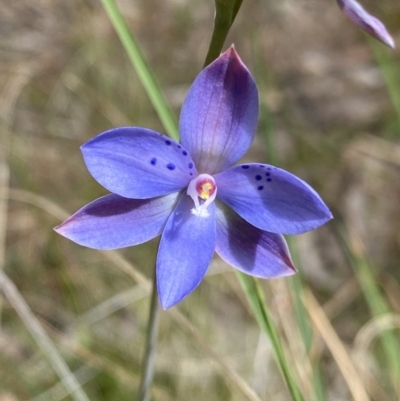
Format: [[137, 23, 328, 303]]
[[236, 272, 306, 401], [204, 0, 243, 67], [137, 273, 161, 401], [100, 0, 178, 140]]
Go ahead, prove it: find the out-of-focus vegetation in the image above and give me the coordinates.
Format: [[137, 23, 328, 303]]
[[1, 0, 400, 400]]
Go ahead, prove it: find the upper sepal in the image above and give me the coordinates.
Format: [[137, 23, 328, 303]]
[[179, 46, 259, 175]]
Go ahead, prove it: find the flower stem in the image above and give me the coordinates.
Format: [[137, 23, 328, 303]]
[[203, 0, 243, 67], [137, 272, 160, 401], [236, 272, 306, 401]]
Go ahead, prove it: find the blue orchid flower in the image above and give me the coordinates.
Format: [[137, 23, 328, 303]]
[[55, 47, 332, 309]]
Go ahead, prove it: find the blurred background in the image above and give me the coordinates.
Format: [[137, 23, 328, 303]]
[[1, 0, 400, 400]]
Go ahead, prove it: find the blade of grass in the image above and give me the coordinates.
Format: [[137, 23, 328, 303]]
[[0, 270, 91, 401], [287, 243, 326, 401], [303, 289, 370, 401], [137, 272, 161, 401], [355, 314, 400, 351], [77, 285, 148, 328], [269, 278, 317, 401], [0, 161, 8, 328], [333, 218, 400, 397], [368, 39, 400, 138], [0, 64, 35, 326], [100, 0, 178, 140], [235, 272, 306, 401], [33, 367, 97, 401]]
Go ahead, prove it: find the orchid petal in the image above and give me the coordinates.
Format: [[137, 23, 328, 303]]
[[82, 127, 197, 199], [215, 164, 332, 235], [54, 192, 179, 250], [215, 205, 295, 278], [337, 0, 395, 48], [157, 194, 216, 309], [179, 47, 258, 175]]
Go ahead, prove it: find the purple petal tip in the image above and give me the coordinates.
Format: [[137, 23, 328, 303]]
[[337, 0, 395, 49]]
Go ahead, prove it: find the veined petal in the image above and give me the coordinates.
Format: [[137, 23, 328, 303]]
[[337, 0, 395, 48], [54, 192, 179, 250], [215, 164, 332, 235], [157, 194, 216, 309], [179, 47, 258, 175], [82, 127, 197, 199], [215, 205, 296, 278]]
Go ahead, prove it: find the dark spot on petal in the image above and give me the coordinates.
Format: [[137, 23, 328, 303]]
[[265, 172, 270, 177], [267, 167, 271, 171], [166, 163, 176, 170], [255, 175, 262, 181], [182, 150, 188, 156], [190, 173, 193, 176], [177, 145, 181, 149], [258, 186, 264, 190], [165, 140, 171, 145], [188, 162, 193, 169], [267, 178, 272, 182], [150, 158, 157, 165], [241, 165, 250, 169]]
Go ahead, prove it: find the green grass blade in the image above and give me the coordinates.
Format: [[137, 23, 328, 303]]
[[287, 240, 326, 401], [354, 256, 400, 394], [334, 220, 400, 396], [236, 272, 306, 401], [0, 271, 91, 401], [100, 0, 178, 140], [369, 39, 400, 138]]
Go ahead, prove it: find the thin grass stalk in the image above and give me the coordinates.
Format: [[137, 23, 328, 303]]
[[100, 0, 178, 140], [270, 279, 317, 400], [236, 272, 306, 401], [303, 290, 370, 401], [0, 66, 34, 325], [333, 219, 400, 397], [137, 272, 161, 401], [0, 161, 8, 327], [33, 367, 97, 401], [368, 39, 400, 138], [352, 257, 400, 396], [288, 246, 326, 401], [250, 38, 277, 166], [0, 270, 90, 401]]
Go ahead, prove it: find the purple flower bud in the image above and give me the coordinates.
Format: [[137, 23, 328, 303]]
[[337, 0, 395, 48]]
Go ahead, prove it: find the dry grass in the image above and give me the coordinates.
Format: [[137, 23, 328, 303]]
[[1, 0, 400, 400]]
